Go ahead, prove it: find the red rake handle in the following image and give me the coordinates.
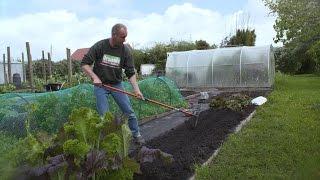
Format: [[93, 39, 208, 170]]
[[143, 98, 195, 117], [97, 83, 195, 117]]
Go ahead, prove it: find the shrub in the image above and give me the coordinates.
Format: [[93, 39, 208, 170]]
[[0, 84, 15, 93]]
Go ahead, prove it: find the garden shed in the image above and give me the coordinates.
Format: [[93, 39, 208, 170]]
[[165, 45, 275, 88]]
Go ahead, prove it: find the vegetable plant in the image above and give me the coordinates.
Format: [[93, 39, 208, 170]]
[[210, 93, 251, 111], [8, 107, 139, 179]]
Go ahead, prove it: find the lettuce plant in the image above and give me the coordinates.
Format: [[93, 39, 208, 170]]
[[20, 107, 139, 179], [4, 107, 174, 180]]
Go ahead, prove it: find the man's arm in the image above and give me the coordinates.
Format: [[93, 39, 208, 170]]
[[82, 65, 102, 84], [81, 41, 103, 85], [128, 74, 144, 99]]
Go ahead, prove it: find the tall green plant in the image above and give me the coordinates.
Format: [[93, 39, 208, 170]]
[[195, 39, 210, 50], [263, 0, 320, 73], [4, 107, 139, 179], [221, 28, 256, 47], [0, 84, 15, 93], [274, 47, 302, 74], [60, 108, 139, 179]]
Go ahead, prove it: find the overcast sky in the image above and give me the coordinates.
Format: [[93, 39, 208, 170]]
[[0, 0, 278, 62]]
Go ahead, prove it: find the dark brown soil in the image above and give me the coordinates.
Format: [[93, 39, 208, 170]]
[[134, 109, 255, 179], [133, 90, 268, 180], [180, 90, 197, 97]]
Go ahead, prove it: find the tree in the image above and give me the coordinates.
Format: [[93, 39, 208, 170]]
[[231, 29, 256, 46], [211, 44, 218, 49], [29, 59, 82, 79], [132, 49, 150, 73], [147, 43, 170, 71], [263, 0, 320, 45], [169, 40, 197, 51], [274, 47, 301, 74], [220, 28, 256, 47], [132, 40, 216, 71], [141, 41, 197, 71], [220, 36, 231, 47], [263, 0, 320, 73], [224, 28, 256, 46], [195, 40, 210, 50]]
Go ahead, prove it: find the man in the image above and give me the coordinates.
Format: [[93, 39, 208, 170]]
[[81, 23, 145, 144]]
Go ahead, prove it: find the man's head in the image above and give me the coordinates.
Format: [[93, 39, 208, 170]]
[[111, 23, 127, 47]]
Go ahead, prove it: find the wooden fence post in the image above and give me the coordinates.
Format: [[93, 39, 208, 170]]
[[3, 54, 7, 84], [7, 47, 12, 83], [42, 50, 46, 83], [22, 52, 26, 83], [66, 48, 72, 83], [48, 52, 52, 79], [26, 42, 34, 91]]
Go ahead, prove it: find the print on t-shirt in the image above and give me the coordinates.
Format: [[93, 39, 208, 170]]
[[101, 54, 120, 68]]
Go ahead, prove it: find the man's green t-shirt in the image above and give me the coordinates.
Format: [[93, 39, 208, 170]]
[[81, 38, 135, 84]]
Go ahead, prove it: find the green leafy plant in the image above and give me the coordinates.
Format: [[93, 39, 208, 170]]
[[210, 93, 251, 111], [13, 107, 139, 179], [1, 106, 175, 179], [0, 131, 55, 179], [0, 84, 16, 93]]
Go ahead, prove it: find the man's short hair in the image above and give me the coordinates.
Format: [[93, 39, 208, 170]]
[[112, 23, 127, 36]]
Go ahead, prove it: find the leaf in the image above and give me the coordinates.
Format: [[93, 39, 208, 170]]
[[137, 146, 174, 164], [101, 133, 122, 156], [65, 107, 101, 146], [81, 150, 108, 178], [120, 123, 132, 158], [63, 139, 90, 159]]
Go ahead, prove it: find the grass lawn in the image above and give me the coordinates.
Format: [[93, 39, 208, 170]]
[[195, 73, 320, 179]]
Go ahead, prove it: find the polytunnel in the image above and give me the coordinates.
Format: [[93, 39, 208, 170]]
[[165, 45, 275, 88]]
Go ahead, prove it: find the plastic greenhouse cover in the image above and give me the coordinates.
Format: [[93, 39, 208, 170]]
[[165, 45, 275, 88]]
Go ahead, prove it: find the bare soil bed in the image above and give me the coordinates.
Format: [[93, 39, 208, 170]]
[[180, 90, 198, 97], [134, 90, 269, 180]]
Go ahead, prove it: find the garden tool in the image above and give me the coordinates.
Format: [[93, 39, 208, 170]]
[[95, 83, 196, 118], [184, 91, 209, 129]]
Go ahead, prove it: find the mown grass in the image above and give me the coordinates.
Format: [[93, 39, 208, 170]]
[[195, 73, 320, 179]]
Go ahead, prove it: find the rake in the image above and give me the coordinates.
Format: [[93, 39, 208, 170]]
[[96, 83, 197, 118], [96, 83, 202, 129]]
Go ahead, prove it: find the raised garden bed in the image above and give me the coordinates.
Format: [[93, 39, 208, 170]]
[[133, 90, 269, 180]]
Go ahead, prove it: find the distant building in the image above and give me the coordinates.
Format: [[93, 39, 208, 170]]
[[70, 48, 89, 61], [0, 62, 23, 84], [141, 64, 155, 76], [71, 43, 133, 61]]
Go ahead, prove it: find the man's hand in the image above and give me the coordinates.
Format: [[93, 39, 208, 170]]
[[134, 90, 145, 100], [82, 65, 102, 86], [129, 74, 144, 100], [92, 78, 102, 86]]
